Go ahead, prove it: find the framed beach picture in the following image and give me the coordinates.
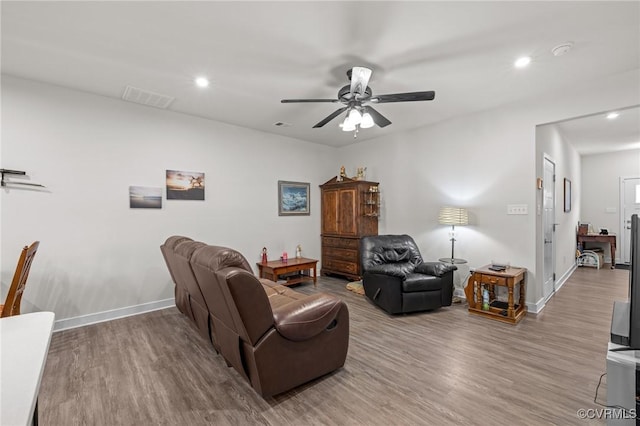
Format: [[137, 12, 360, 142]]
[[278, 181, 310, 216], [129, 186, 162, 209], [166, 170, 205, 200]]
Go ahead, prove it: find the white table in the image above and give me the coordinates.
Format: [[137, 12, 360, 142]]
[[606, 342, 639, 425], [1, 311, 55, 426], [439, 258, 471, 299]]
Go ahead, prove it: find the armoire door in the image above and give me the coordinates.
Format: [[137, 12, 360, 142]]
[[321, 189, 339, 235], [338, 188, 357, 236]]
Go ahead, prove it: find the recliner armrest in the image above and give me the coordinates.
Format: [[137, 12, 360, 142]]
[[414, 262, 457, 277], [272, 293, 345, 341]]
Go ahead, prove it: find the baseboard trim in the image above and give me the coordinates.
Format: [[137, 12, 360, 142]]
[[554, 263, 576, 293], [527, 298, 545, 314], [529, 264, 577, 314], [53, 298, 175, 332]]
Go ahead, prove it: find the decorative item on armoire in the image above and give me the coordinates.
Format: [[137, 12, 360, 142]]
[[338, 165, 347, 181]]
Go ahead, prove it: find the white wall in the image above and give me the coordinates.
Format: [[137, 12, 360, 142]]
[[1, 76, 334, 323], [535, 123, 581, 286], [337, 107, 539, 303], [2, 67, 638, 323], [337, 69, 640, 309], [581, 149, 640, 262]]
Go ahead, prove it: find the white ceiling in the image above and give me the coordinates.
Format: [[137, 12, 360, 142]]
[[554, 106, 640, 155], [2, 1, 639, 149]]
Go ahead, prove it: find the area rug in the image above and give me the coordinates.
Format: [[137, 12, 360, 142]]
[[346, 280, 365, 295]]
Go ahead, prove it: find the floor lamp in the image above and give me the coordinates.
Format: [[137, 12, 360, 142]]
[[438, 206, 469, 264]]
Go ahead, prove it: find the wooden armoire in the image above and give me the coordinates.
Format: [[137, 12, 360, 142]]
[[319, 176, 379, 281]]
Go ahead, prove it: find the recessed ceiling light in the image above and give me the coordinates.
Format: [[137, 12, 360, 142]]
[[607, 112, 620, 120], [195, 77, 209, 88], [514, 56, 531, 68]]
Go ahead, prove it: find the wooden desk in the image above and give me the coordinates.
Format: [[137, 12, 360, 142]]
[[577, 233, 616, 269], [1, 311, 55, 426], [465, 265, 527, 324], [257, 257, 318, 287]]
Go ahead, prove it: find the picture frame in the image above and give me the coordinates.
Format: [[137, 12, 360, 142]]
[[166, 170, 205, 201], [564, 178, 571, 212], [278, 181, 310, 216], [129, 186, 162, 209]]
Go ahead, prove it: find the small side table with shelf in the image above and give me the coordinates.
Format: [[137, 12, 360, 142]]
[[256, 258, 318, 287], [464, 265, 527, 324]]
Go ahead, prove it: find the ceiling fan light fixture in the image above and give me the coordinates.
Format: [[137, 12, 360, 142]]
[[361, 112, 375, 129], [347, 108, 362, 125], [341, 119, 356, 132], [281, 66, 435, 130]]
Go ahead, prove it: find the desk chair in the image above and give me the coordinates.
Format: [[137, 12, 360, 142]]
[[1, 241, 40, 318]]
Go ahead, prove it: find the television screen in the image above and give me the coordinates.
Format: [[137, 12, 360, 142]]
[[629, 214, 640, 349], [612, 214, 640, 349]]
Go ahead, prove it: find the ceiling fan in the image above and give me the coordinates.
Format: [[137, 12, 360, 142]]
[[281, 66, 435, 133]]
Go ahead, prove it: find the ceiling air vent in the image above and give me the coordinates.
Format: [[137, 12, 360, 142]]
[[122, 85, 174, 109]]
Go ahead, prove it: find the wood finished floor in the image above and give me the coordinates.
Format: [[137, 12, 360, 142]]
[[39, 266, 629, 425]]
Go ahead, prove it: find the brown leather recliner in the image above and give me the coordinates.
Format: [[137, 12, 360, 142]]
[[161, 238, 350, 397], [160, 236, 195, 319], [161, 236, 222, 348]]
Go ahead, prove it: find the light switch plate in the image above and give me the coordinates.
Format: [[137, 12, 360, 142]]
[[507, 204, 528, 215]]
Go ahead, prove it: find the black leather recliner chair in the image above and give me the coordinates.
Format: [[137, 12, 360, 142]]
[[360, 235, 457, 314]]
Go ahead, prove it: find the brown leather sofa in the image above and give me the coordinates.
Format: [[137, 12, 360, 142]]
[[160, 236, 196, 320], [161, 237, 349, 397]]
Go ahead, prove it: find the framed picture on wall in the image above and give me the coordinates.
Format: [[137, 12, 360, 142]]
[[278, 181, 310, 216], [166, 170, 205, 200], [564, 178, 571, 212], [129, 186, 162, 209]]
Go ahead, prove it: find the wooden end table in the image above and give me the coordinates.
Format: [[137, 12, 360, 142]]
[[464, 265, 527, 324], [256, 257, 318, 287]]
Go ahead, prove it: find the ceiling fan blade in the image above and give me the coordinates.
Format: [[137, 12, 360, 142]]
[[364, 106, 392, 128], [281, 99, 338, 103], [350, 67, 372, 97], [313, 107, 348, 128], [370, 91, 435, 103]]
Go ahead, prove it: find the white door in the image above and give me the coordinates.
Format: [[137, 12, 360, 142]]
[[621, 177, 640, 264], [543, 157, 556, 300]]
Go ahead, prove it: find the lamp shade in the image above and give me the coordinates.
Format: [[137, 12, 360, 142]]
[[438, 206, 469, 226]]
